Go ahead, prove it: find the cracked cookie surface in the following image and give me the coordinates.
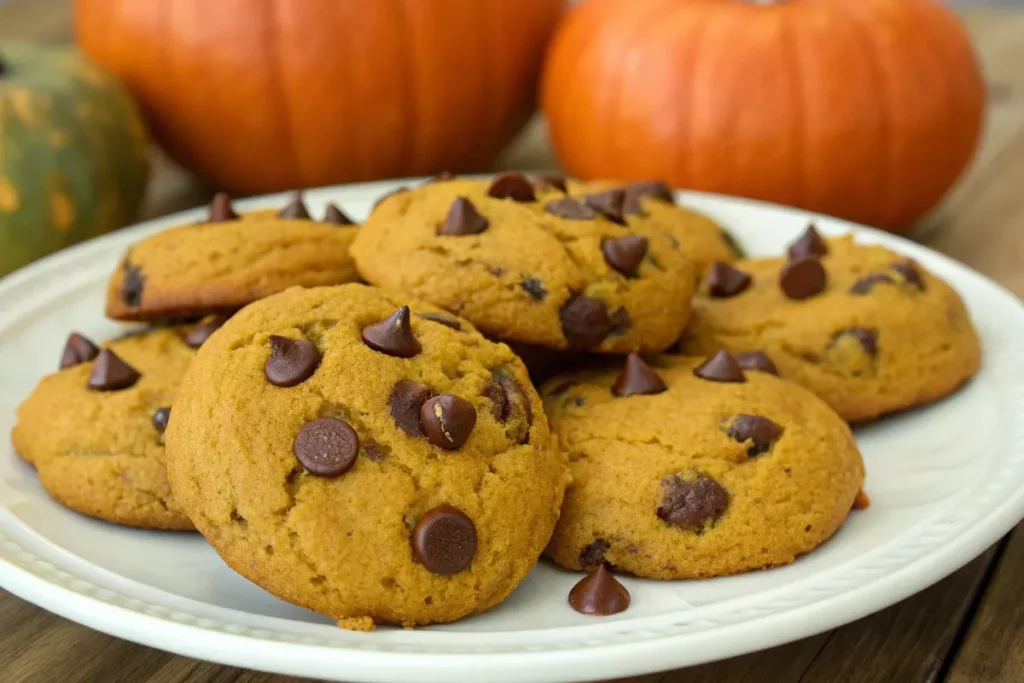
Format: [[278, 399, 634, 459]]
[[164, 284, 568, 629], [106, 194, 361, 322], [12, 326, 201, 530], [680, 235, 982, 421], [350, 176, 700, 354], [541, 354, 865, 579]]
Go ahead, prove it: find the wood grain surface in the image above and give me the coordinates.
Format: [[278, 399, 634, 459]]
[[2, 2, 1024, 682]]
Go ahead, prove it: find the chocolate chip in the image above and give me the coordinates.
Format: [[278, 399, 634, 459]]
[[60, 332, 99, 369], [707, 261, 752, 297], [568, 564, 630, 616], [411, 504, 477, 575], [420, 395, 477, 450], [293, 417, 359, 478], [545, 197, 600, 221], [779, 257, 827, 300], [583, 190, 627, 225], [439, 197, 489, 236], [693, 350, 746, 382], [560, 296, 613, 350], [848, 273, 894, 295], [363, 442, 390, 462], [278, 192, 311, 219], [87, 349, 141, 391], [657, 474, 729, 530], [728, 414, 783, 457], [521, 277, 548, 301], [208, 192, 238, 222], [482, 368, 532, 443], [373, 186, 409, 210], [152, 406, 171, 434], [602, 235, 648, 277], [263, 336, 321, 387], [323, 203, 354, 225], [735, 351, 778, 375], [390, 380, 432, 437], [185, 316, 227, 348], [609, 307, 631, 337], [837, 327, 879, 356], [121, 261, 145, 307], [891, 261, 925, 290], [623, 180, 674, 216], [787, 224, 828, 259], [534, 174, 567, 192], [362, 306, 422, 358], [579, 539, 611, 569], [487, 172, 536, 202], [612, 354, 667, 397], [419, 312, 461, 331]]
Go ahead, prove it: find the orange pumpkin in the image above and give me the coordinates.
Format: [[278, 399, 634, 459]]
[[75, 0, 565, 193], [542, 0, 985, 233]]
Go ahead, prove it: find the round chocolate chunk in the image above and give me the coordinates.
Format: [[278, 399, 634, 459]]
[[121, 262, 145, 307], [420, 395, 477, 450], [602, 235, 648, 277], [411, 504, 477, 575], [361, 306, 422, 358], [60, 332, 99, 369], [583, 189, 627, 225], [612, 353, 667, 397], [208, 192, 238, 222], [779, 256, 827, 300], [486, 172, 536, 202], [293, 417, 359, 478], [848, 273, 894, 295], [545, 197, 600, 221], [728, 414, 783, 457], [278, 192, 311, 220], [439, 197, 489, 236], [787, 224, 828, 259], [707, 261, 752, 298], [578, 539, 611, 569], [323, 203, 355, 225], [87, 349, 141, 391], [418, 312, 461, 331], [891, 260, 925, 290], [185, 316, 227, 348], [657, 474, 729, 530], [693, 350, 746, 383], [735, 350, 779, 376], [837, 327, 879, 356], [534, 174, 568, 192], [264, 336, 321, 387], [560, 296, 613, 350], [568, 564, 631, 616], [152, 406, 171, 434], [390, 380, 432, 437]]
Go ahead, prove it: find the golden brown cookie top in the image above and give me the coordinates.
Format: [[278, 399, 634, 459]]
[[350, 175, 699, 354], [164, 284, 568, 628], [681, 230, 982, 421], [106, 192, 360, 322]]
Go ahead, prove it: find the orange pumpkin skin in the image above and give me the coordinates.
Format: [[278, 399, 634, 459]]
[[542, 0, 985, 233], [75, 0, 565, 193]]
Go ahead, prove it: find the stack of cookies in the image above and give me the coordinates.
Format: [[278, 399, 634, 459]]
[[12, 174, 982, 628]]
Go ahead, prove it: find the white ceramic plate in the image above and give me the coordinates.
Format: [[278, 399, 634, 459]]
[[1, 179, 1022, 683]]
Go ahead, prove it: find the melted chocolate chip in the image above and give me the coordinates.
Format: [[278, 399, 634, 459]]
[[420, 395, 477, 450], [390, 380, 432, 437], [208, 192, 238, 222], [579, 539, 611, 569], [623, 180, 674, 216], [264, 336, 321, 387], [278, 192, 311, 219], [560, 296, 613, 350], [411, 505, 477, 575], [728, 414, 783, 457], [612, 354, 667, 397], [735, 351, 778, 375], [293, 417, 359, 478], [521, 277, 548, 301], [569, 564, 630, 616], [323, 203, 354, 225], [87, 349, 141, 391], [439, 197, 489, 236], [185, 316, 227, 348], [707, 262, 752, 298], [602, 235, 648, 277], [787, 224, 828, 259], [657, 474, 729, 530], [837, 327, 879, 356], [693, 350, 746, 382], [534, 174, 568, 192], [482, 368, 532, 443], [121, 261, 145, 307], [779, 257, 827, 300], [545, 197, 600, 221], [583, 190, 627, 225], [60, 332, 99, 369], [849, 273, 894, 295], [891, 261, 925, 290], [487, 172, 536, 202], [419, 312, 461, 331], [152, 407, 171, 434], [362, 306, 422, 358]]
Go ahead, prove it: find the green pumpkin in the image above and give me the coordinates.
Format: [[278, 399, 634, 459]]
[[0, 43, 148, 276]]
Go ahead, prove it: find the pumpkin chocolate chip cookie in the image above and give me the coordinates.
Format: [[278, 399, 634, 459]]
[[351, 174, 698, 354], [106, 192, 361, 322], [10, 322, 220, 530], [542, 352, 865, 578], [164, 284, 568, 629], [679, 229, 982, 422]]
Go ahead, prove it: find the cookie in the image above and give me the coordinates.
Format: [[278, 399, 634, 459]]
[[164, 284, 568, 629], [680, 230, 982, 421], [106, 192, 361, 321], [541, 352, 865, 578], [350, 174, 698, 354], [10, 323, 218, 530]]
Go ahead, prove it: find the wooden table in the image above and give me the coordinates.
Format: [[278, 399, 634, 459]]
[[3, 2, 1024, 682]]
